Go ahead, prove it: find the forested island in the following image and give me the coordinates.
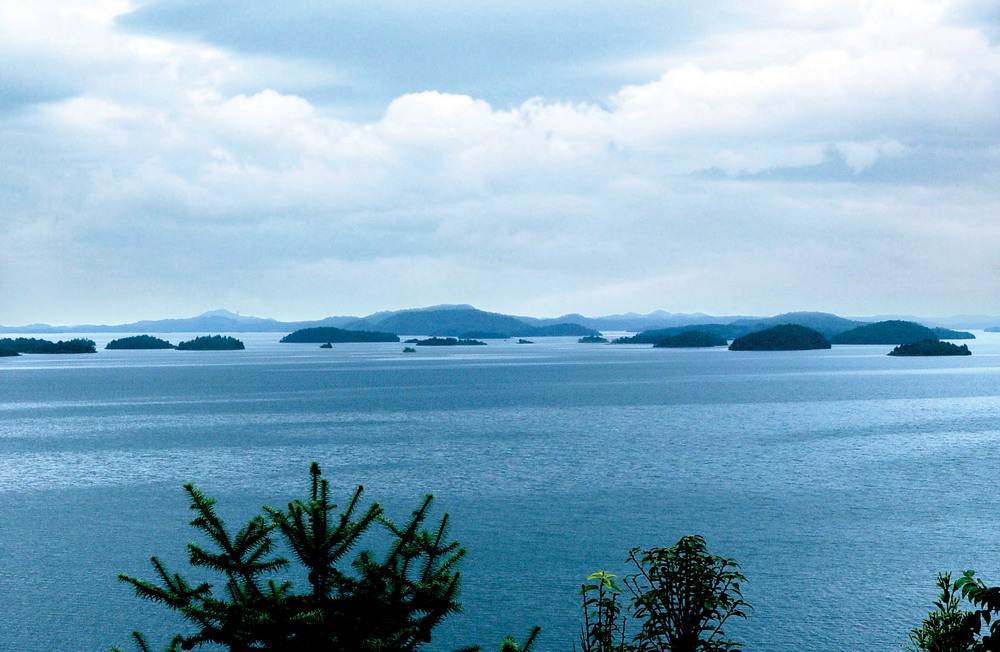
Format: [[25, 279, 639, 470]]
[[728, 325, 831, 351], [0, 337, 96, 354], [888, 340, 972, 356], [106, 335, 176, 350], [830, 320, 973, 345], [176, 335, 245, 350], [578, 335, 608, 343], [652, 331, 729, 348], [414, 337, 486, 346], [280, 327, 399, 343], [0, 347, 19, 357]]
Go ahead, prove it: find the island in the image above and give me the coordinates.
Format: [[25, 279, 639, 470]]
[[652, 331, 728, 348], [0, 347, 19, 357], [579, 335, 608, 344], [458, 331, 510, 340], [319, 343, 332, 349], [728, 325, 831, 351], [402, 347, 417, 353], [888, 340, 972, 356], [830, 320, 968, 345], [414, 337, 486, 346], [517, 339, 534, 344], [105, 335, 175, 350], [0, 337, 96, 354], [176, 335, 245, 351], [280, 327, 399, 344]]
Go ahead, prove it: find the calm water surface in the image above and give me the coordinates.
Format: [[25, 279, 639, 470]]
[[2, 333, 999, 651]]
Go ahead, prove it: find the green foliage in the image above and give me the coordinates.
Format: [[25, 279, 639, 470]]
[[115, 463, 533, 651], [907, 573, 975, 652], [955, 570, 1000, 650], [579, 571, 631, 652], [580, 536, 749, 652], [175, 335, 245, 351]]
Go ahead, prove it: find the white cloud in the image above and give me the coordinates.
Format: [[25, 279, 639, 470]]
[[1, 0, 999, 322]]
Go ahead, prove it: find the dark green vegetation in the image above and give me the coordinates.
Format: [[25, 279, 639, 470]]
[[579, 536, 749, 652], [319, 342, 332, 349], [579, 335, 609, 344], [831, 320, 973, 345], [105, 335, 175, 350], [728, 325, 831, 351], [908, 570, 1000, 651], [517, 339, 534, 344], [0, 347, 19, 357], [652, 331, 729, 348], [114, 464, 538, 652], [0, 337, 96, 353], [402, 347, 417, 353], [889, 340, 972, 356], [280, 326, 399, 343], [175, 335, 245, 351], [414, 337, 486, 346]]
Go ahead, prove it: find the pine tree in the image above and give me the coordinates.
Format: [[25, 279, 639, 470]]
[[114, 463, 536, 651]]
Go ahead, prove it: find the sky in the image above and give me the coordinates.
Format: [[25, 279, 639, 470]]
[[1, 0, 999, 324]]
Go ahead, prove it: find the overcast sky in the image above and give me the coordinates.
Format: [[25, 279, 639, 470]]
[[2, 0, 999, 324]]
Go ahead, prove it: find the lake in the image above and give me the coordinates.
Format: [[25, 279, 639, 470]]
[[2, 332, 999, 651]]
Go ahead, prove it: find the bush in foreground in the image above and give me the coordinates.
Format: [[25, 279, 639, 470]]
[[114, 463, 537, 652], [579, 535, 750, 652]]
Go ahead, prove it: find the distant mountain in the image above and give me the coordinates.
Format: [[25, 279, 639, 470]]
[[616, 312, 867, 344], [0, 310, 361, 334], [345, 307, 598, 338], [518, 310, 752, 332], [730, 312, 868, 338]]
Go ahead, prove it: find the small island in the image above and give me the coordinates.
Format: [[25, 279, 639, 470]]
[[402, 347, 417, 353], [888, 340, 972, 356], [319, 343, 332, 349], [652, 331, 728, 348], [517, 339, 534, 344], [106, 335, 175, 350], [728, 325, 831, 351], [458, 331, 510, 340], [0, 337, 96, 354], [414, 337, 486, 346], [176, 335, 245, 351], [281, 326, 399, 344], [578, 335, 608, 344]]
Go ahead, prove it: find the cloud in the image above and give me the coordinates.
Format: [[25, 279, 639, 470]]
[[1, 0, 999, 323]]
